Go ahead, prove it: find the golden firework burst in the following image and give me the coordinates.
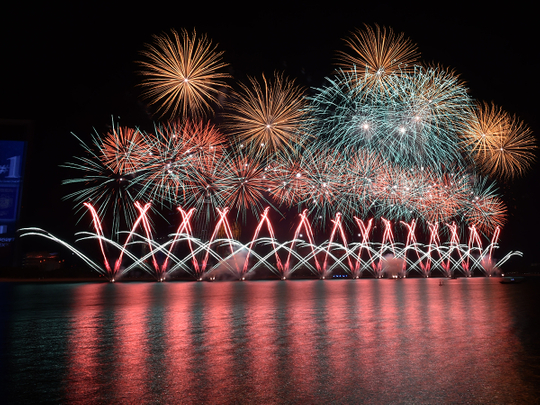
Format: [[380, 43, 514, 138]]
[[225, 73, 308, 159], [138, 29, 231, 119], [336, 24, 420, 84], [464, 102, 536, 180], [462, 102, 506, 157]]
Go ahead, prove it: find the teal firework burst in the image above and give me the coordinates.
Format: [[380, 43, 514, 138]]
[[306, 66, 474, 168]]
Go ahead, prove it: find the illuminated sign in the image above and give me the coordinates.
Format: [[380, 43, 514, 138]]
[[0, 140, 26, 263]]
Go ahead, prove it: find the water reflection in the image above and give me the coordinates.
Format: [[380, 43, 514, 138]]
[[3, 278, 539, 403], [113, 284, 151, 402], [164, 281, 198, 399], [66, 283, 103, 403], [243, 281, 280, 403], [4, 284, 71, 403]]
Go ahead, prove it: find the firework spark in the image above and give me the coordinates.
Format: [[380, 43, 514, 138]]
[[307, 66, 472, 168], [62, 127, 144, 238], [486, 120, 536, 180], [132, 120, 229, 207], [336, 24, 420, 86], [100, 125, 150, 175], [216, 151, 275, 220], [464, 102, 536, 180], [138, 29, 231, 119], [225, 73, 309, 159], [464, 178, 507, 233], [62, 26, 534, 243]]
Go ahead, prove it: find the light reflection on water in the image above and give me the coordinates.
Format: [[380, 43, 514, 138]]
[[2, 278, 539, 404]]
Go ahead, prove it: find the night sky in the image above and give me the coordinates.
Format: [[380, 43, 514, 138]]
[[2, 3, 538, 269]]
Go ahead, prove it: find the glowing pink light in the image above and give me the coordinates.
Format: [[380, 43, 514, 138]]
[[113, 202, 153, 275], [135, 202, 160, 277], [353, 217, 375, 275], [445, 222, 462, 274], [378, 218, 396, 275], [284, 210, 321, 276], [401, 220, 422, 274], [324, 213, 353, 276], [425, 222, 441, 275], [202, 207, 239, 275], [71, 202, 513, 281], [488, 226, 501, 266], [161, 207, 197, 274], [243, 207, 284, 276], [84, 202, 112, 276]]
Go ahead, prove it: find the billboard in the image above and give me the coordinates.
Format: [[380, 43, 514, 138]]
[[0, 140, 26, 265]]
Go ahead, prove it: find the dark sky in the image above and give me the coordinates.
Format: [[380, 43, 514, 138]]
[[2, 2, 538, 267]]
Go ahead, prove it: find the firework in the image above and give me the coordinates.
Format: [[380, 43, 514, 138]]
[[294, 149, 350, 227], [336, 24, 420, 87], [132, 120, 229, 207], [340, 149, 381, 218], [463, 102, 507, 157], [22, 209, 517, 280], [138, 29, 231, 119], [100, 126, 150, 175], [62, 26, 533, 245], [386, 66, 473, 157], [175, 119, 228, 158], [486, 120, 536, 180], [264, 147, 345, 225], [265, 155, 307, 207], [225, 73, 309, 159], [464, 102, 536, 180], [131, 125, 187, 207], [62, 126, 145, 238], [182, 152, 226, 223], [307, 66, 473, 168], [464, 178, 507, 233], [216, 151, 276, 220], [413, 170, 469, 225]]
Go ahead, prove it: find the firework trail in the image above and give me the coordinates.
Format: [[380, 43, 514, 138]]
[[464, 177, 507, 233]]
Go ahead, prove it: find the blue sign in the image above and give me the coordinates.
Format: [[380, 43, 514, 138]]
[[0, 140, 26, 264]]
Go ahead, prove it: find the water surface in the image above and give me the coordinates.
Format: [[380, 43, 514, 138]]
[[1, 278, 539, 404]]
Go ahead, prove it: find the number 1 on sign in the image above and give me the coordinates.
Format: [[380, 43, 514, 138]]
[[6, 156, 21, 178]]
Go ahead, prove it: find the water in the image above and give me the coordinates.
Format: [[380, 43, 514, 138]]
[[1, 278, 539, 404]]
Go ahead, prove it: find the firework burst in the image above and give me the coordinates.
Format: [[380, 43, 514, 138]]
[[464, 178, 507, 233], [485, 120, 536, 180], [336, 24, 420, 88], [216, 151, 276, 220], [138, 29, 231, 119], [132, 126, 187, 207], [100, 125, 150, 175], [62, 26, 534, 244], [291, 148, 349, 228], [464, 102, 536, 180], [307, 66, 473, 168], [265, 156, 307, 207], [132, 120, 229, 207], [62, 126, 145, 238], [225, 73, 309, 159], [183, 152, 225, 220]]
